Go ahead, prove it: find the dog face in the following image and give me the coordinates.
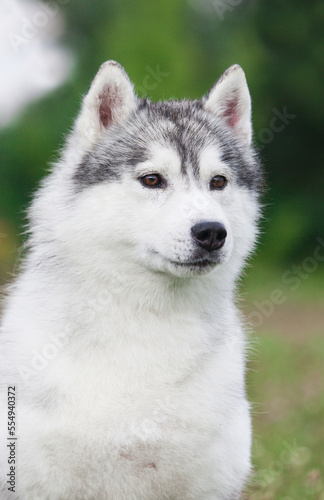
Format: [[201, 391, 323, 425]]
[[41, 62, 262, 280]]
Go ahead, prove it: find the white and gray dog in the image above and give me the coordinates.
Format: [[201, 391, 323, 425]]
[[0, 61, 263, 499]]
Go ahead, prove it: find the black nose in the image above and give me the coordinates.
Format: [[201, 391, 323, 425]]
[[191, 221, 227, 252]]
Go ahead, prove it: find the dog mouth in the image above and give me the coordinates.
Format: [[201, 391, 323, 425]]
[[145, 249, 222, 274], [169, 258, 216, 268]]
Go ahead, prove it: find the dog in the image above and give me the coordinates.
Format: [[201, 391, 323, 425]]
[[0, 61, 263, 499]]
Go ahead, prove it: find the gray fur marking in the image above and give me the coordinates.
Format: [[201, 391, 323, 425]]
[[73, 99, 263, 192]]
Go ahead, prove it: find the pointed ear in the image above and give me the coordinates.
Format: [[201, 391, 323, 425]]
[[76, 61, 137, 151], [203, 65, 252, 145]]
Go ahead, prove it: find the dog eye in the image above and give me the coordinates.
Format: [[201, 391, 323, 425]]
[[140, 174, 164, 188], [210, 175, 227, 190]]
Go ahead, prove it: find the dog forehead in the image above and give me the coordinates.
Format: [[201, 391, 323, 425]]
[[199, 145, 228, 174], [145, 143, 181, 174], [136, 111, 214, 179]]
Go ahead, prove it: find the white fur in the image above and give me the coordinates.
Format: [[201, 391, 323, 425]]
[[0, 62, 260, 499], [76, 60, 137, 152], [203, 64, 252, 145]]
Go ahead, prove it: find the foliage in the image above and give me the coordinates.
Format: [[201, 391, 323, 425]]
[[0, 0, 323, 268]]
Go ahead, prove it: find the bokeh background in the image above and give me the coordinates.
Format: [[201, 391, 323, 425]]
[[0, 0, 323, 497]]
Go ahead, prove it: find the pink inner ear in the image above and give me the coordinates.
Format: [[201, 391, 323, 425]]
[[223, 96, 240, 128], [99, 85, 122, 128]]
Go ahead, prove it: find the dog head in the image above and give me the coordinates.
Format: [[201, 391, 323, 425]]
[[35, 61, 263, 281]]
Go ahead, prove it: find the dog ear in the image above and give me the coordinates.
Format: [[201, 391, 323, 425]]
[[76, 61, 137, 151], [203, 65, 252, 145]]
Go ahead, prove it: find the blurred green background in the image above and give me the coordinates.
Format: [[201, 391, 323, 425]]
[[0, 0, 323, 498]]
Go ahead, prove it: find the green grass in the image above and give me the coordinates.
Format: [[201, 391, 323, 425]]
[[243, 271, 324, 499], [241, 259, 324, 305]]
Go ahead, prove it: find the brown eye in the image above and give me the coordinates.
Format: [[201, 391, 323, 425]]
[[210, 175, 227, 190], [140, 174, 164, 188]]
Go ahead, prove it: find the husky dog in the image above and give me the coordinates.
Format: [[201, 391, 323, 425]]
[[0, 61, 262, 499]]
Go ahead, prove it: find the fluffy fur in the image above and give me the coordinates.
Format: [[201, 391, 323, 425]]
[[0, 61, 263, 499]]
